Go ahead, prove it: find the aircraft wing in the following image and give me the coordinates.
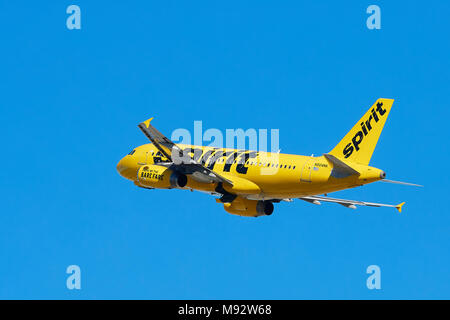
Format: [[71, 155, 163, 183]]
[[299, 195, 405, 212], [138, 118, 179, 160], [138, 118, 233, 185]]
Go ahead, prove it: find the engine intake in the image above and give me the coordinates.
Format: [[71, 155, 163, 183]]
[[170, 171, 187, 188], [256, 200, 274, 216]]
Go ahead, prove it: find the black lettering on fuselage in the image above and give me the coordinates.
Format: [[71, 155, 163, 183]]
[[205, 149, 224, 170], [199, 149, 215, 165], [192, 148, 204, 163], [180, 147, 253, 173], [152, 150, 170, 164], [223, 151, 242, 172], [236, 151, 258, 174], [314, 162, 328, 167]]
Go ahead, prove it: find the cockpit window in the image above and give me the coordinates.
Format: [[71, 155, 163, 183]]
[[128, 149, 136, 155]]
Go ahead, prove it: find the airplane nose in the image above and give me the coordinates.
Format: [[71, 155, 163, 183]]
[[116, 155, 138, 180], [116, 158, 125, 174]]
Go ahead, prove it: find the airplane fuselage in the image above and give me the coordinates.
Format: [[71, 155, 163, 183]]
[[117, 143, 385, 200]]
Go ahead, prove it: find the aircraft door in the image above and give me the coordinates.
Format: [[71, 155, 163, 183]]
[[300, 157, 314, 182], [138, 151, 149, 165]]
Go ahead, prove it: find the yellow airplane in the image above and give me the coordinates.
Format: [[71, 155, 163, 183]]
[[117, 98, 420, 217]]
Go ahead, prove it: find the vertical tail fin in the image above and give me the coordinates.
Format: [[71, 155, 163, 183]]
[[329, 98, 394, 165]]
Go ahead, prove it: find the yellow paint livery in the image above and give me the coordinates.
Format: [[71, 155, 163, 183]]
[[117, 98, 420, 217]]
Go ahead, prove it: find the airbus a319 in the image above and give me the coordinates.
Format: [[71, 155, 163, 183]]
[[117, 98, 420, 217]]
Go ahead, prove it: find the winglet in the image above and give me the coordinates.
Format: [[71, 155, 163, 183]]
[[396, 202, 405, 213], [141, 117, 154, 129]]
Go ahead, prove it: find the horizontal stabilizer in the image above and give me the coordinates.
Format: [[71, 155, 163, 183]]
[[380, 179, 423, 187], [323, 153, 360, 178]]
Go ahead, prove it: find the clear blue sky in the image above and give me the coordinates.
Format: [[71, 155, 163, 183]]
[[1, 1, 449, 299]]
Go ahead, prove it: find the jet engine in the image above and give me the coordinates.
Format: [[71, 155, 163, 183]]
[[136, 165, 187, 189], [223, 197, 274, 217]]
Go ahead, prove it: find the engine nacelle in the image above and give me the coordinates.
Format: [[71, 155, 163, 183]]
[[223, 197, 274, 217], [136, 165, 187, 189]]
